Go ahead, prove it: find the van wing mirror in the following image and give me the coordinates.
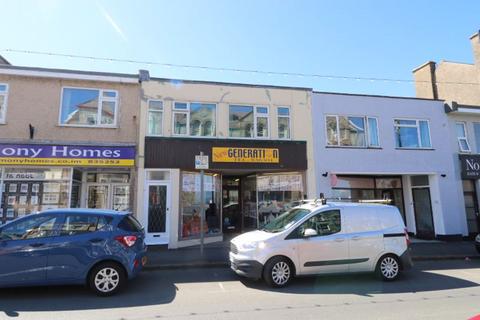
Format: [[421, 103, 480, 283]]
[[303, 228, 318, 237]]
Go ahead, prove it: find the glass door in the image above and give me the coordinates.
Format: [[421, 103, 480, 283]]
[[412, 187, 435, 239], [112, 185, 130, 211], [145, 183, 170, 245], [87, 184, 109, 209]]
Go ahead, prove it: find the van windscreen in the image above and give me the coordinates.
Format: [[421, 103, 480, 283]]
[[261, 209, 311, 233]]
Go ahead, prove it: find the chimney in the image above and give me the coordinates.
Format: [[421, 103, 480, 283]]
[[0, 54, 11, 65], [412, 61, 438, 99], [470, 31, 480, 67]]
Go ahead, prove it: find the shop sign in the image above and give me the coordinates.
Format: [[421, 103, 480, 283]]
[[212, 147, 279, 163], [460, 154, 480, 179], [0, 144, 135, 167]]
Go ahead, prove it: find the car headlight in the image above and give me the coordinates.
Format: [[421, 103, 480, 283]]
[[476, 234, 480, 242], [240, 241, 267, 251]]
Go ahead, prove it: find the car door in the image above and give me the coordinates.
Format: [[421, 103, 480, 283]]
[[0, 214, 61, 286], [288, 209, 348, 275], [46, 214, 113, 281]]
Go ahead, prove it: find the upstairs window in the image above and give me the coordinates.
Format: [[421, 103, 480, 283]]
[[277, 106, 291, 139], [0, 83, 8, 123], [60, 87, 118, 127], [147, 100, 163, 136], [172, 102, 216, 137], [326, 115, 379, 147], [456, 122, 471, 153], [229, 105, 270, 138], [394, 119, 431, 149]]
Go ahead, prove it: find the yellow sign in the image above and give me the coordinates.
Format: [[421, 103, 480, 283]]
[[0, 157, 135, 167], [212, 147, 279, 163]]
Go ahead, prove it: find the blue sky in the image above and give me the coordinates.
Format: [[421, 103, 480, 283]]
[[1, 0, 479, 96]]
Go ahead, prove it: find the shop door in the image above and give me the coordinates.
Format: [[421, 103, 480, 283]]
[[412, 188, 435, 239], [145, 183, 170, 245], [222, 177, 241, 233]]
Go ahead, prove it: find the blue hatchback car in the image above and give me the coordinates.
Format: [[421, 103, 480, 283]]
[[0, 209, 147, 296]]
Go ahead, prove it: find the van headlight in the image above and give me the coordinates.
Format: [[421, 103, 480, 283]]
[[240, 241, 267, 251], [476, 234, 480, 242]]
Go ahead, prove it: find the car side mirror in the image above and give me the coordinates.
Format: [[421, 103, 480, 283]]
[[303, 228, 318, 238]]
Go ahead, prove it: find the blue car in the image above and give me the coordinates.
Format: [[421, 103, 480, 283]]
[[0, 209, 147, 296]]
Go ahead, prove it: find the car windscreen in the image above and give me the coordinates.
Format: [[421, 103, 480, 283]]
[[117, 215, 144, 232], [261, 208, 311, 233]]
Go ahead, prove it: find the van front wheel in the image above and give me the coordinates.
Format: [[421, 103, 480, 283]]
[[263, 257, 293, 287], [376, 254, 400, 281]]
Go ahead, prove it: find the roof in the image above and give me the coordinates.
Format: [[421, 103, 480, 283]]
[[38, 208, 130, 216], [313, 90, 443, 102], [0, 55, 11, 65]]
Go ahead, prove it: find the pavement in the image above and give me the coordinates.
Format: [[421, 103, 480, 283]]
[[2, 260, 480, 320], [145, 237, 480, 269]]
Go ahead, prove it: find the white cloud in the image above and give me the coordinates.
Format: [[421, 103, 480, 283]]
[[96, 2, 128, 42]]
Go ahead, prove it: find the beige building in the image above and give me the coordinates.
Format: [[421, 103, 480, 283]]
[[136, 75, 316, 248], [0, 60, 141, 224]]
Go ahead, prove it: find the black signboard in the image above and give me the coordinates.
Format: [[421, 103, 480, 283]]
[[145, 137, 307, 171], [459, 154, 480, 179]]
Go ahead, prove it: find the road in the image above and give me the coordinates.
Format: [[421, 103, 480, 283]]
[[1, 260, 480, 320]]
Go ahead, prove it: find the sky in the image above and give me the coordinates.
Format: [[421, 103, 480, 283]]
[[0, 0, 479, 97]]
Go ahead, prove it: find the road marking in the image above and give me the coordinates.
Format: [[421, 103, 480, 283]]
[[218, 282, 226, 292]]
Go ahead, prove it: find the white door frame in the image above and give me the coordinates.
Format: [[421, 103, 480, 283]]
[[144, 181, 171, 245]]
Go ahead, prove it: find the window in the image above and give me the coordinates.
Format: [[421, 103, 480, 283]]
[[289, 210, 341, 239], [456, 122, 471, 153], [118, 215, 143, 232], [394, 119, 431, 149], [278, 107, 291, 139], [147, 100, 163, 136], [474, 123, 480, 153], [326, 115, 379, 147], [0, 215, 59, 240], [0, 83, 8, 123], [173, 102, 216, 137], [60, 87, 118, 126], [59, 215, 111, 236], [229, 105, 270, 138]]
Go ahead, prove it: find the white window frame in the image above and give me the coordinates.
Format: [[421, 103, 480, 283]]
[[325, 114, 379, 148], [277, 106, 291, 140], [456, 121, 471, 153], [172, 101, 217, 137], [146, 99, 164, 136], [254, 106, 270, 139], [0, 83, 9, 124], [393, 118, 432, 149], [58, 86, 119, 128]]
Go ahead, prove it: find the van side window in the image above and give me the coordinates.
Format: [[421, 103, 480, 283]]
[[290, 210, 341, 239]]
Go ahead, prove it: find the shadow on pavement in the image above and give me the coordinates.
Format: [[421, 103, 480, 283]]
[[243, 260, 480, 296]]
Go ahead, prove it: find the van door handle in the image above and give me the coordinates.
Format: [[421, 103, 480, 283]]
[[352, 236, 361, 241], [334, 238, 345, 242]]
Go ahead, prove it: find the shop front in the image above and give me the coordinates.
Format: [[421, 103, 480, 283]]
[[143, 137, 307, 247], [459, 154, 480, 236], [0, 143, 136, 225]]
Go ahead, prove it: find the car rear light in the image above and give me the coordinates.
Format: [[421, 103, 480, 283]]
[[115, 235, 137, 247], [404, 228, 410, 247]]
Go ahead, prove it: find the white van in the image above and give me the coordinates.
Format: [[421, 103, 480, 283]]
[[230, 201, 412, 287]]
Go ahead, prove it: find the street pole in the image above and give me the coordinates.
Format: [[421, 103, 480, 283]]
[[200, 152, 205, 255]]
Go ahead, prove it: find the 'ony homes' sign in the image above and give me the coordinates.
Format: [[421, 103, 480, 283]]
[[460, 154, 480, 179], [0, 144, 135, 167]]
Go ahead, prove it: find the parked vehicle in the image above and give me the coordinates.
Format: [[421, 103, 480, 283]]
[[475, 234, 480, 253], [230, 201, 412, 287], [0, 209, 147, 296]]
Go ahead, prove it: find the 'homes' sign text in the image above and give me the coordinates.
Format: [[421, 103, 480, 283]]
[[460, 154, 480, 179]]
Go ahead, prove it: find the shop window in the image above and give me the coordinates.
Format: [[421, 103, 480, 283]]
[[326, 115, 379, 147], [147, 100, 163, 136], [180, 172, 221, 239], [173, 102, 216, 137], [456, 122, 471, 153], [60, 87, 118, 127], [394, 119, 431, 149], [229, 105, 270, 138], [277, 106, 291, 139], [0, 83, 8, 124]]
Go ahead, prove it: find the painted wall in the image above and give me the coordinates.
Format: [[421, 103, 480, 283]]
[[0, 74, 140, 144], [312, 92, 467, 237]]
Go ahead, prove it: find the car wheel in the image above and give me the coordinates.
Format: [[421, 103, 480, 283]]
[[376, 254, 400, 281], [89, 262, 126, 296], [263, 257, 293, 287]]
